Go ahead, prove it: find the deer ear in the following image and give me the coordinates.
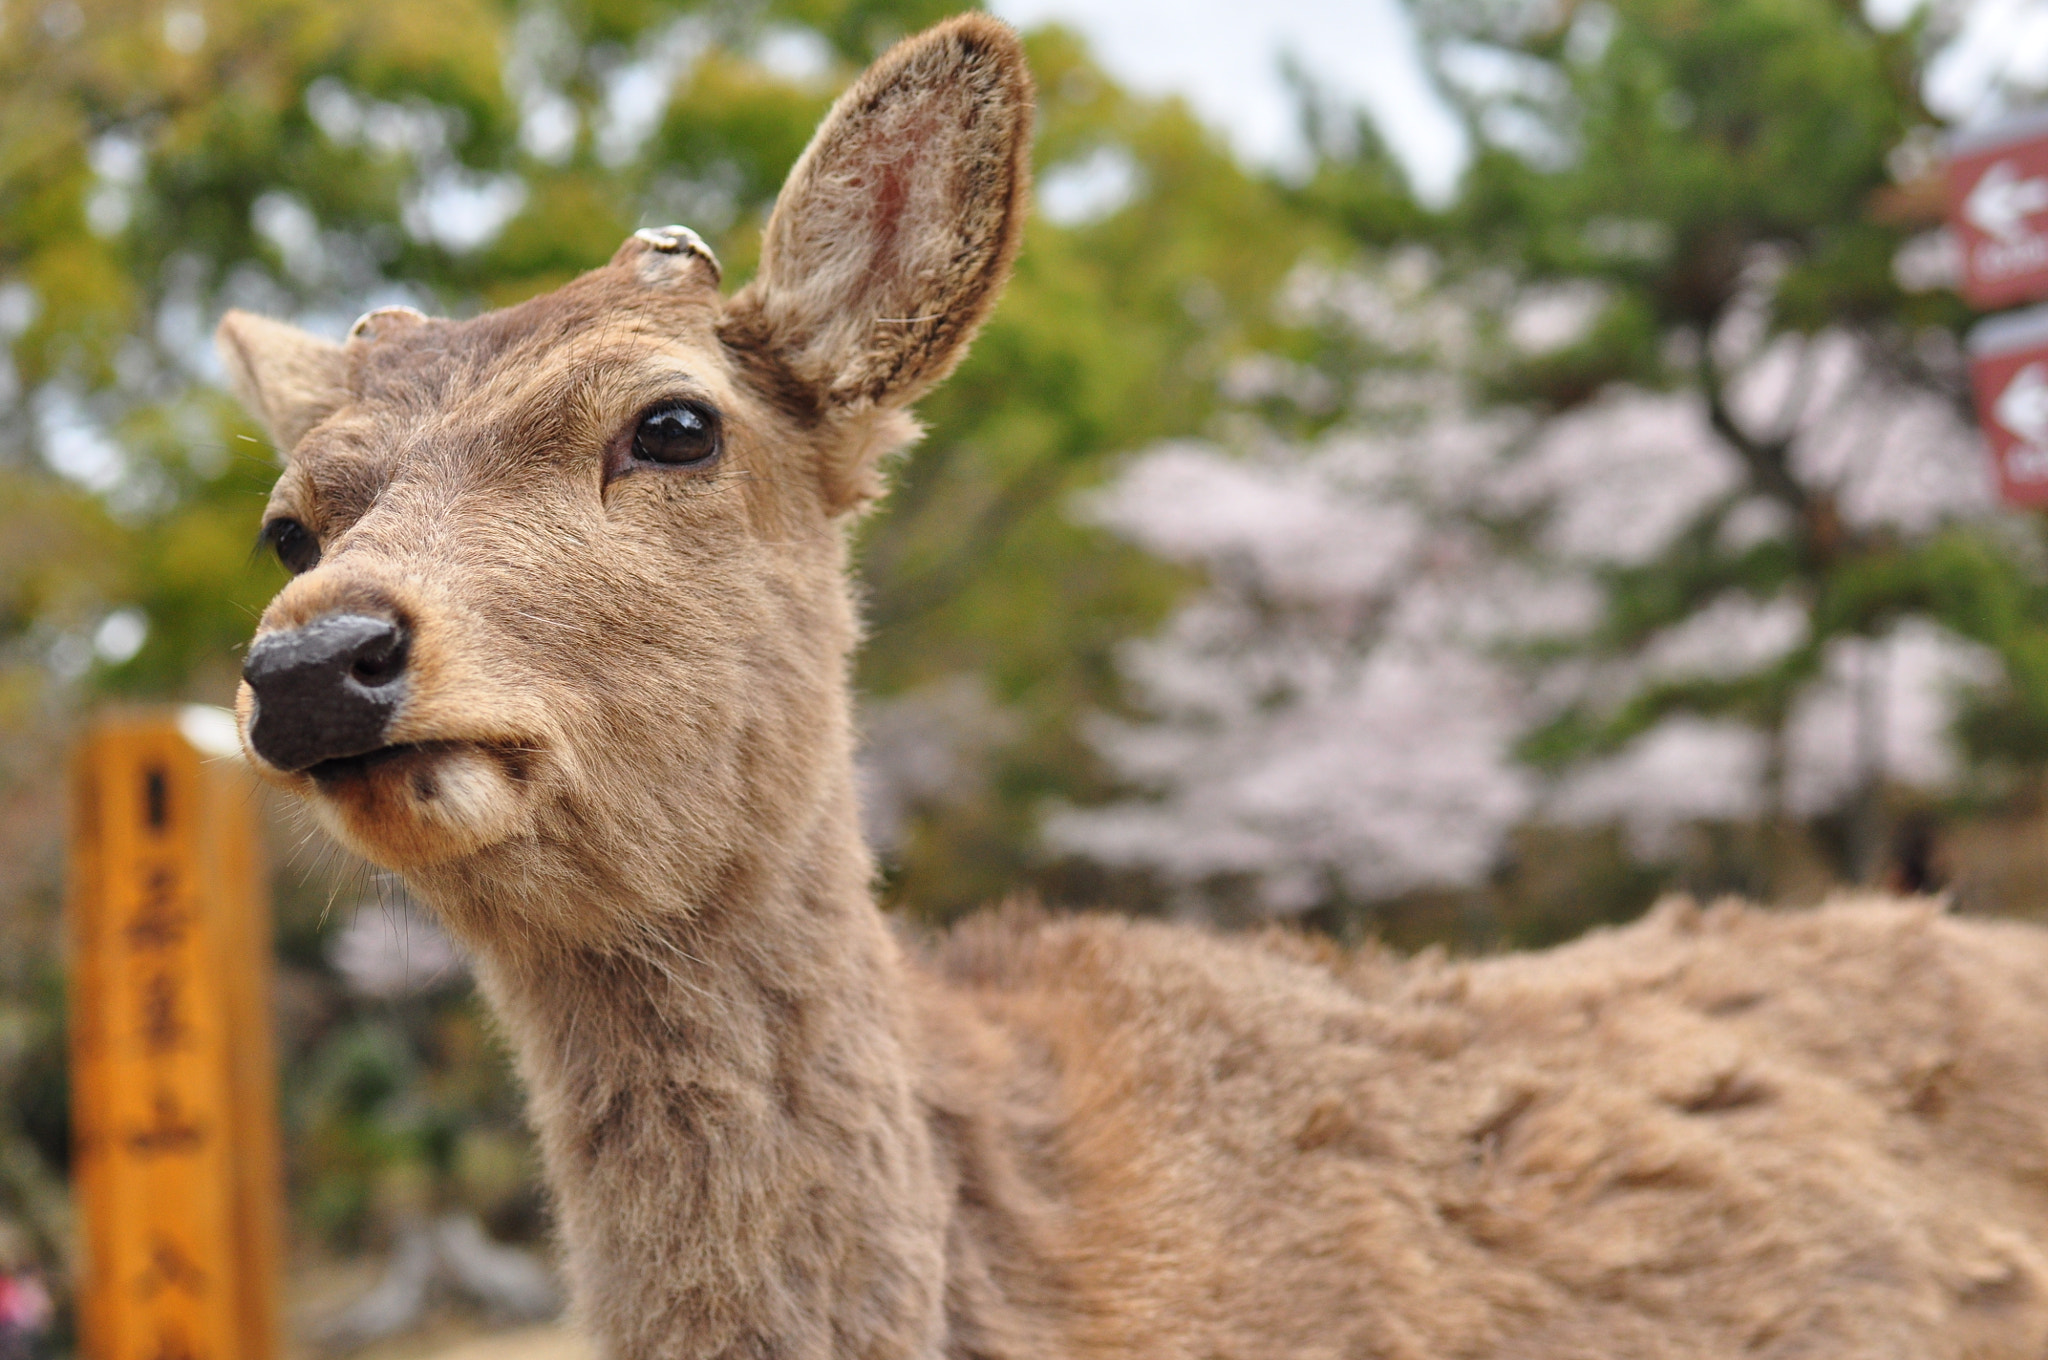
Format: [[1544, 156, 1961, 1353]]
[[214, 310, 349, 455], [722, 14, 1032, 507]]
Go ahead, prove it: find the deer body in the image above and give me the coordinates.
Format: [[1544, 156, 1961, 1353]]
[[218, 16, 2048, 1357]]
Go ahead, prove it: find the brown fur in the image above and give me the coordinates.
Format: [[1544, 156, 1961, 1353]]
[[216, 16, 2048, 1358]]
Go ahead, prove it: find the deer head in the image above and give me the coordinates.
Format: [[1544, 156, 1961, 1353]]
[[218, 16, 1033, 950]]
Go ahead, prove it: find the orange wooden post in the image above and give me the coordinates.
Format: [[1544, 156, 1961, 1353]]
[[68, 712, 281, 1360]]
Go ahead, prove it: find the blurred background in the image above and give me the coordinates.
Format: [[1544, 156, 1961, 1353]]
[[8, 0, 2048, 1353]]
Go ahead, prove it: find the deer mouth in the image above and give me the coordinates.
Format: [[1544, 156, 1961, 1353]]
[[306, 739, 538, 796], [297, 737, 541, 868], [306, 740, 434, 784]]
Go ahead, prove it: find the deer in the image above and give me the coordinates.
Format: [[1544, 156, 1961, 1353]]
[[214, 14, 2048, 1358]]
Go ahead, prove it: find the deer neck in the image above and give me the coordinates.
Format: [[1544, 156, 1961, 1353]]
[[443, 769, 952, 1359]]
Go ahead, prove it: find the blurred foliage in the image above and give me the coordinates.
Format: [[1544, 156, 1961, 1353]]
[[0, 0, 1341, 923], [1041, 0, 2048, 936], [0, 0, 1349, 1288], [1384, 0, 2048, 891]]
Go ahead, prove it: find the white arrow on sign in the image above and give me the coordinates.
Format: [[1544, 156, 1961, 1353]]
[[1966, 160, 2048, 245], [1995, 361, 2048, 446]]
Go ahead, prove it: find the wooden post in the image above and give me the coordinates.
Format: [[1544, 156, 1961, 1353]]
[[68, 712, 281, 1360]]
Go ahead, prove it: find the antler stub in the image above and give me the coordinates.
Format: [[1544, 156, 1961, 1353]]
[[631, 225, 721, 284]]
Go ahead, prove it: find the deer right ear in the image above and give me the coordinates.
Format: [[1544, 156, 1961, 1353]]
[[721, 14, 1032, 508], [215, 310, 349, 455]]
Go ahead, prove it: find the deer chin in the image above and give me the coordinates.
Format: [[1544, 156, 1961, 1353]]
[[300, 739, 537, 869]]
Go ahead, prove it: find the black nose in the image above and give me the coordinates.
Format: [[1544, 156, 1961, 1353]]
[[243, 613, 409, 772]]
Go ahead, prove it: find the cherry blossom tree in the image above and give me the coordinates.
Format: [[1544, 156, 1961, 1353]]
[[1051, 232, 2016, 918], [1050, 0, 2048, 921], [1045, 256, 1571, 916]]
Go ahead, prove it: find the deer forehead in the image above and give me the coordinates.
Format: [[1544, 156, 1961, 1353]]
[[280, 281, 751, 514]]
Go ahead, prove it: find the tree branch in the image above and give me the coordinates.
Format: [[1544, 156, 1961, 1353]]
[[1697, 339, 1809, 516]]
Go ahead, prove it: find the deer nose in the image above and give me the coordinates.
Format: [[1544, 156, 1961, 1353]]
[[242, 613, 410, 772]]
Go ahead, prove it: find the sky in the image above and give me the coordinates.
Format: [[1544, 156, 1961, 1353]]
[[987, 0, 2048, 207], [986, 0, 1470, 203]]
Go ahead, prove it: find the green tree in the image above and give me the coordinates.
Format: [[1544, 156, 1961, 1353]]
[[1383, 0, 2048, 891]]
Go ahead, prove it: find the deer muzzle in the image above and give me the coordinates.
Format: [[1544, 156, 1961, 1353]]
[[242, 612, 410, 772]]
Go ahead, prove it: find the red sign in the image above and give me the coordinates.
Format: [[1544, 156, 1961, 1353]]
[[1970, 308, 2048, 507], [1947, 111, 2048, 309]]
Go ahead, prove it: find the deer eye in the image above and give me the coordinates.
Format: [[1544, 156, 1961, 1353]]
[[261, 517, 320, 575], [632, 402, 721, 467]]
